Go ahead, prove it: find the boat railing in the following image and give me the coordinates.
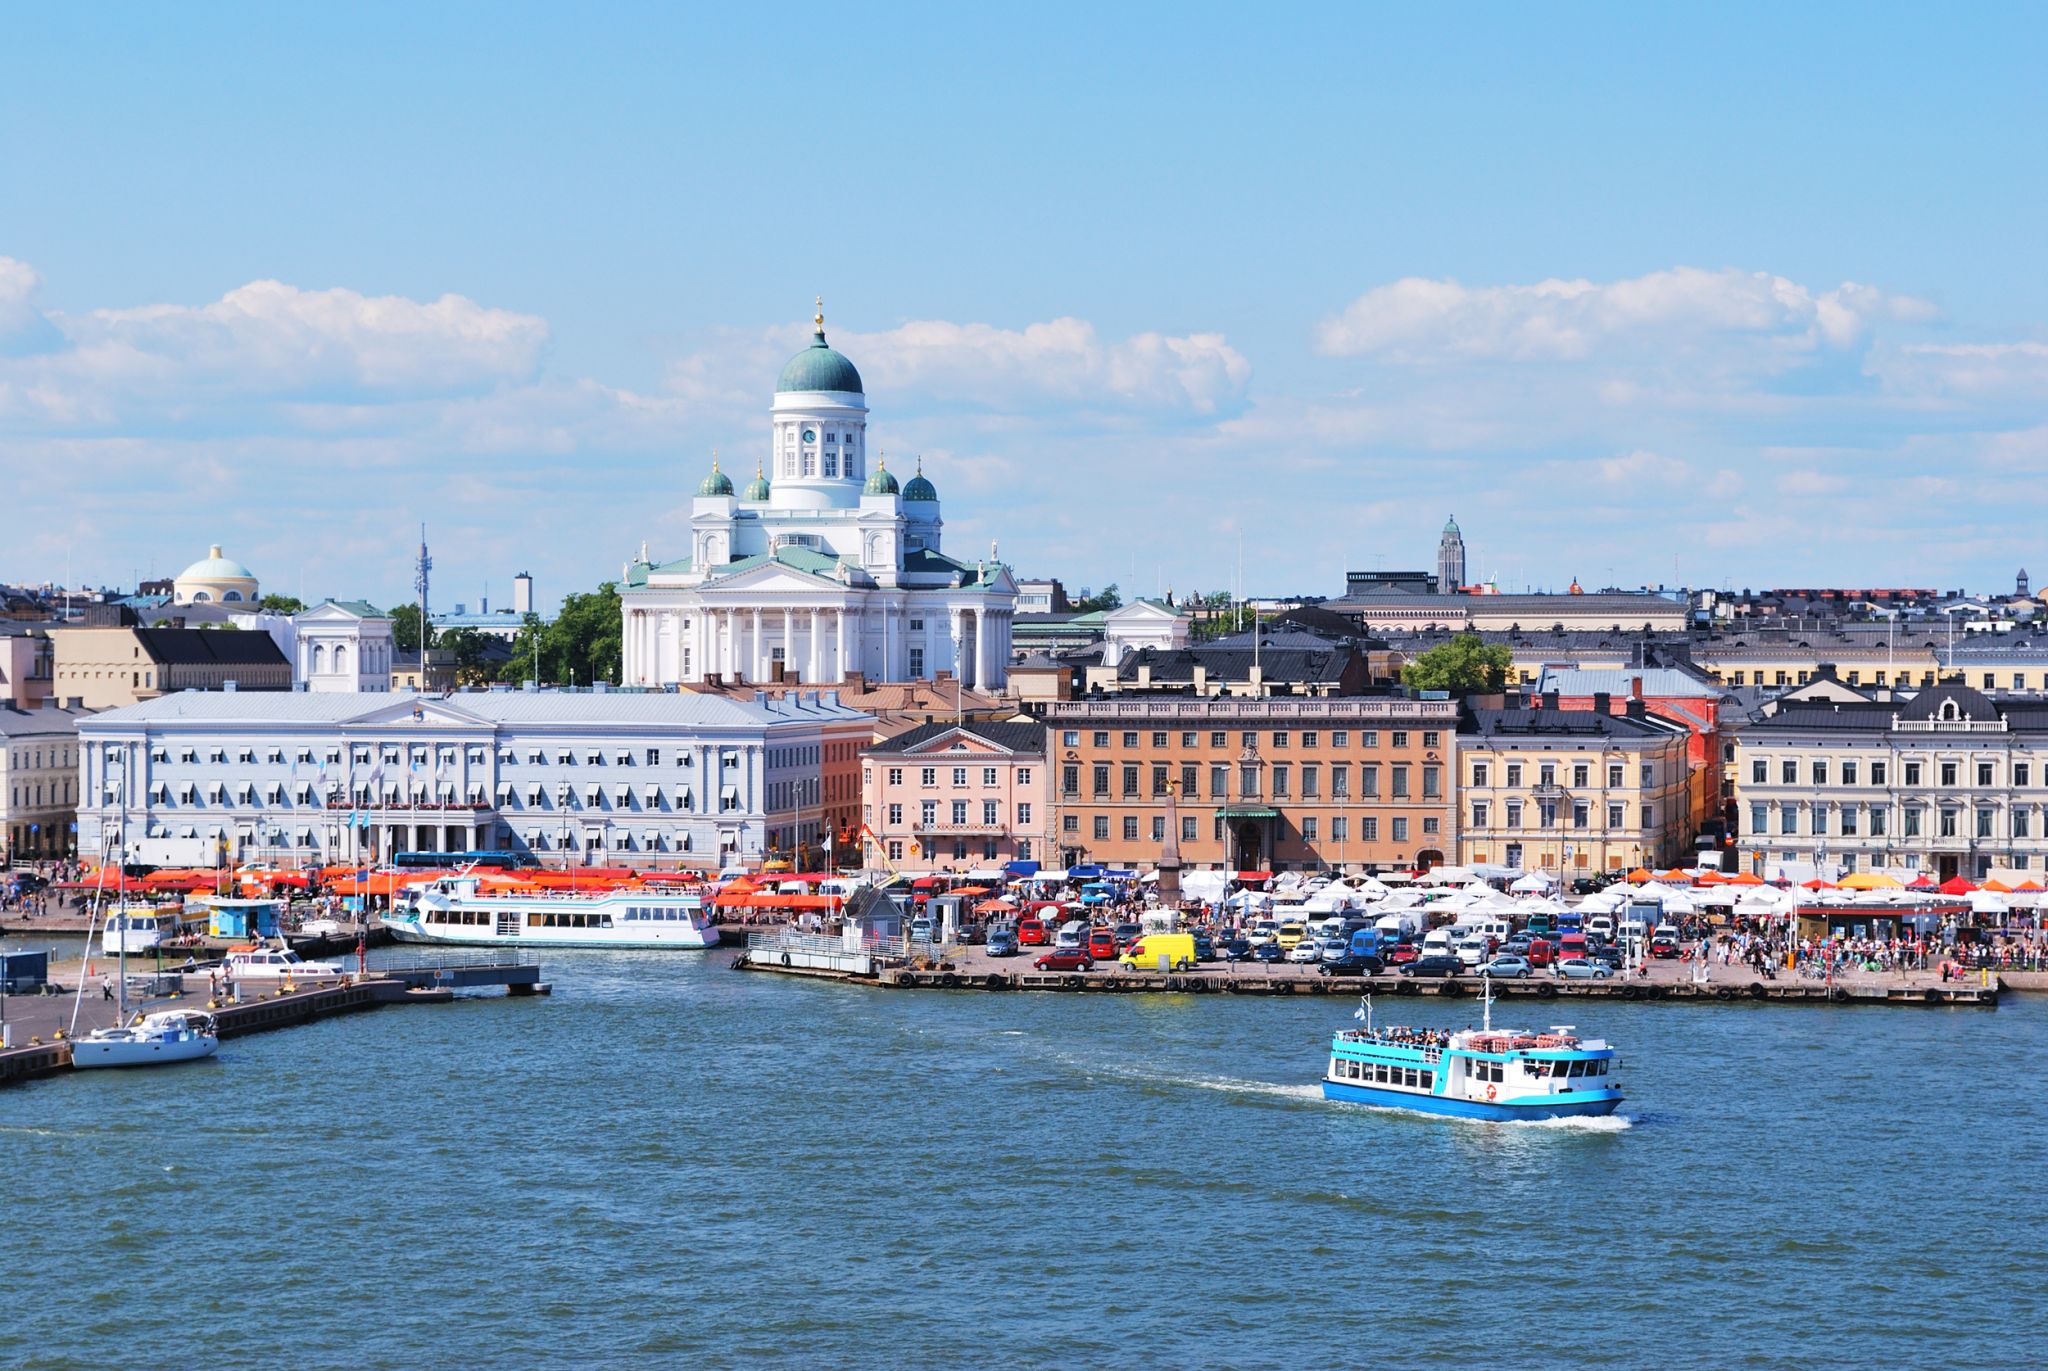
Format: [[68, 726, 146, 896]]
[[748, 929, 912, 961], [374, 949, 538, 972]]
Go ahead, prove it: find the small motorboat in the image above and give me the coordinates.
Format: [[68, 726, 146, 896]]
[[71, 1011, 220, 1069], [220, 946, 347, 984]]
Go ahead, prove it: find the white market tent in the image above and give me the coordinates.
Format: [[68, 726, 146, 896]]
[[1510, 872, 1555, 893]]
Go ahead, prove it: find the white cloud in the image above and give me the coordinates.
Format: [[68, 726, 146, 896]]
[[668, 315, 1250, 419], [1316, 267, 1935, 363], [1867, 340, 2048, 400]]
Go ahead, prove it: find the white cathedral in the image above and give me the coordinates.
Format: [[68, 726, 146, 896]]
[[621, 304, 1017, 690]]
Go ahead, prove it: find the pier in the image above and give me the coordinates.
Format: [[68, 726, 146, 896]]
[[734, 934, 2001, 1006], [0, 952, 549, 1088]]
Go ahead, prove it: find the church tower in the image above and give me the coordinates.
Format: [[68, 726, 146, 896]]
[[768, 299, 870, 510], [1437, 515, 1466, 594]]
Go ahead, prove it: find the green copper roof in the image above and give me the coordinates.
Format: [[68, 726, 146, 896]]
[[776, 328, 864, 395], [1443, 514, 1461, 534], [698, 462, 735, 497], [864, 463, 899, 496], [902, 461, 937, 502], [741, 467, 772, 501]]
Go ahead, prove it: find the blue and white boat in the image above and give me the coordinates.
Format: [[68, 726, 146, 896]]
[[1322, 983, 1622, 1121]]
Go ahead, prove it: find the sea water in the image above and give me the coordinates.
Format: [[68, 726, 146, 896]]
[[3, 951, 2044, 1369]]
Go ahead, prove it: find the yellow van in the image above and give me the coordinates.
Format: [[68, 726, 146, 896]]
[[1274, 922, 1307, 950], [1119, 932, 1198, 972]]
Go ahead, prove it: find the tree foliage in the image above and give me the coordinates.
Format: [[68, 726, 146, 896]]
[[257, 594, 306, 614], [1399, 633, 1513, 694], [387, 603, 425, 652], [1072, 583, 1122, 614]]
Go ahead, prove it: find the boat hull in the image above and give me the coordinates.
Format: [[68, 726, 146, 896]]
[[384, 919, 717, 951], [1322, 1079, 1621, 1121], [71, 1036, 219, 1069]]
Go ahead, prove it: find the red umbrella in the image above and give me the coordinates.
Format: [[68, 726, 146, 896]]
[[1938, 876, 1977, 895], [1906, 873, 1936, 890]]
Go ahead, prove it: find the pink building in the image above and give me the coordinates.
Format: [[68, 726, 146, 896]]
[[861, 721, 1049, 868]]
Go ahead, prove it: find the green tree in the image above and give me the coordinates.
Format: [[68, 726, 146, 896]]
[[387, 603, 424, 652], [1072, 583, 1122, 614], [539, 584, 622, 685], [439, 627, 495, 686], [1399, 633, 1513, 694], [258, 593, 306, 614]]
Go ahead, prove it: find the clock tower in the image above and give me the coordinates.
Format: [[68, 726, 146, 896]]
[[768, 299, 870, 511]]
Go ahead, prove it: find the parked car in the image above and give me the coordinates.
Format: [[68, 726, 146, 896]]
[[1120, 933, 1198, 971], [1287, 937, 1326, 964], [1650, 934, 1681, 959], [1192, 933, 1217, 962], [1481, 954, 1534, 978], [1386, 944, 1420, 966], [1401, 954, 1466, 978], [1275, 923, 1308, 950], [1556, 957, 1613, 980], [1524, 938, 1555, 968], [1501, 934, 1534, 956], [986, 929, 1020, 957], [1033, 949, 1095, 972], [1222, 938, 1253, 962], [1087, 927, 1119, 962], [1319, 953, 1386, 977], [1017, 918, 1048, 946], [1587, 946, 1625, 970], [1252, 941, 1285, 963], [1112, 922, 1143, 950]]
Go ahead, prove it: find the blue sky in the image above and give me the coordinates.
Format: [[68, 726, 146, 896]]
[[3, 4, 2045, 611]]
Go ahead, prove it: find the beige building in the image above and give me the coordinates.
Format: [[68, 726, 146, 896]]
[[1458, 703, 1694, 875], [2, 704, 84, 861], [52, 627, 292, 709], [171, 544, 260, 605]]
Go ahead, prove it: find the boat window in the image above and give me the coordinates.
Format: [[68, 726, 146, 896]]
[[1403, 1068, 1418, 1088], [1420, 1071, 1434, 1090], [598, 916, 613, 929]]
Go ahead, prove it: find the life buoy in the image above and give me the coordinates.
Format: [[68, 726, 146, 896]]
[[780, 952, 791, 967], [1438, 981, 1461, 997], [1186, 979, 1206, 994], [1397, 980, 1419, 997], [1829, 987, 1850, 1003], [1747, 982, 1768, 999], [1537, 983, 1558, 1000], [1485, 1084, 1498, 1102], [1620, 985, 1642, 1001], [1101, 976, 1120, 991], [1714, 987, 1735, 1001], [1064, 975, 1082, 990], [985, 974, 1007, 990]]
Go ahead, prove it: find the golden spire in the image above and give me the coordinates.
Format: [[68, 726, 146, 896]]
[[814, 296, 825, 333], [877, 451, 886, 471], [711, 448, 719, 473]]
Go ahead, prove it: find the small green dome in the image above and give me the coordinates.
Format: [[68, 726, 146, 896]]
[[698, 460, 734, 497], [777, 304, 863, 394], [864, 460, 899, 496], [902, 459, 937, 503], [741, 464, 771, 501]]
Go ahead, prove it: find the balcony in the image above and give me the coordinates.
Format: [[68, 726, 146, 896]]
[[325, 800, 490, 812], [912, 820, 1011, 837], [1532, 783, 1567, 799]]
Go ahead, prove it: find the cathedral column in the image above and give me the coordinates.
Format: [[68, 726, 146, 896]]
[[752, 607, 765, 681], [949, 608, 964, 684], [783, 608, 795, 680], [834, 608, 847, 682], [974, 609, 990, 691], [809, 608, 822, 682]]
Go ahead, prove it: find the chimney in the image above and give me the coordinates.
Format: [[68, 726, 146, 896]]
[[842, 671, 865, 692], [1137, 663, 1152, 688], [1193, 663, 1207, 693], [1540, 690, 1559, 710], [1591, 690, 1611, 715], [1630, 675, 1644, 701], [1626, 698, 1647, 720]]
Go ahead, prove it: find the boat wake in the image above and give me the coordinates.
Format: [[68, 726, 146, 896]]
[[1514, 1112, 1633, 1132]]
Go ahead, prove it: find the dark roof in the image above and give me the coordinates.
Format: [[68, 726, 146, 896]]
[[863, 720, 1046, 757], [1461, 707, 1685, 740], [1894, 682, 2000, 722], [1116, 646, 1356, 684], [132, 628, 289, 667]]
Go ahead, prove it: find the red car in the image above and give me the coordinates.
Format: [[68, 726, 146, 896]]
[[1086, 927, 1118, 961], [1034, 949, 1095, 972], [1017, 917, 1048, 946], [1386, 944, 1420, 965], [1525, 938, 1555, 967]]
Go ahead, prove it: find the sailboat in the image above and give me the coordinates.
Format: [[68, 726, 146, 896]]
[[68, 780, 220, 1070]]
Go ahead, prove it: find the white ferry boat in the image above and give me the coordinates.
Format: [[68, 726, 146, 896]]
[[386, 875, 719, 950], [98, 904, 186, 958], [1322, 986, 1622, 1121]]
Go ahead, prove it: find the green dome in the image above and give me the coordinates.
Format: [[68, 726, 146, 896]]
[[776, 326, 864, 395], [741, 465, 772, 501], [698, 461, 734, 497], [864, 461, 899, 496], [902, 461, 937, 502]]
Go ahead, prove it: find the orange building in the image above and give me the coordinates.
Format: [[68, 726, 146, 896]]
[[1042, 696, 1459, 874]]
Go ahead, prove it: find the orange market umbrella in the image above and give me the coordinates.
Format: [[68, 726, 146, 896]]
[[1625, 868, 1655, 884], [2014, 880, 2045, 892], [1981, 878, 2014, 893], [1838, 872, 1901, 891], [1727, 871, 1765, 886]]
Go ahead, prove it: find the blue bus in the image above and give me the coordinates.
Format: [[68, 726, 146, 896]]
[[391, 850, 540, 870]]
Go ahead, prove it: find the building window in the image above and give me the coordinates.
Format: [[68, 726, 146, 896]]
[[1360, 765, 1378, 798], [1539, 763, 1556, 787], [1870, 808, 1887, 836], [1938, 808, 1958, 839], [1301, 817, 1318, 842], [1332, 765, 1350, 799], [1123, 732, 1139, 748], [1152, 765, 1169, 796], [887, 803, 903, 826], [1240, 766, 1261, 797], [1361, 818, 1379, 841], [2017, 763, 2033, 787], [1272, 731, 1289, 749], [1063, 814, 1079, 833], [1842, 761, 1859, 785], [1811, 761, 1828, 786], [1978, 762, 1995, 787], [1209, 765, 1228, 798], [1572, 764, 1588, 788], [1332, 816, 1348, 842], [1093, 816, 1109, 840], [1505, 763, 1522, 788], [1390, 766, 1409, 799], [1271, 765, 1290, 799], [1122, 816, 1139, 841], [952, 767, 968, 787], [1940, 761, 1958, 787], [1903, 808, 1921, 838], [1473, 762, 1490, 787], [1751, 760, 1767, 785], [1505, 800, 1523, 827], [1093, 765, 1110, 797], [1904, 762, 1921, 786], [983, 801, 999, 825], [1573, 801, 1589, 829], [1471, 802, 1489, 828], [1017, 803, 1032, 826], [1422, 765, 1440, 799], [1181, 816, 1197, 841], [1122, 765, 1140, 797], [1610, 802, 1626, 828], [1301, 732, 1319, 748], [1332, 732, 1350, 747], [1093, 732, 1110, 748], [1391, 732, 1408, 748], [1301, 765, 1320, 799], [1781, 760, 1797, 784], [1780, 807, 1797, 835], [1841, 807, 1859, 836], [2015, 808, 2031, 839], [983, 767, 999, 787], [1062, 731, 1079, 747], [1211, 732, 1228, 747], [1977, 808, 1995, 839], [1391, 817, 1408, 842]]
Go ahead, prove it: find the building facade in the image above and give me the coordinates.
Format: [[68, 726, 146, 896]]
[[861, 721, 1049, 868], [293, 600, 396, 692], [1437, 515, 1466, 593], [51, 627, 293, 709], [1043, 696, 1459, 873], [172, 544, 259, 605], [74, 688, 872, 871], [1457, 704, 1693, 875], [2, 704, 83, 861], [1732, 683, 2048, 881], [621, 306, 1016, 690]]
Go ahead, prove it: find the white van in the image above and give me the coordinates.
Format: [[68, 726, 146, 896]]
[[1587, 914, 1615, 941], [1470, 916, 1511, 943], [1421, 928, 1456, 958], [1055, 919, 1088, 950], [1455, 935, 1491, 967], [1247, 919, 1281, 947]]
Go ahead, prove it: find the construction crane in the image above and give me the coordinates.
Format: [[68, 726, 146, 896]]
[[856, 823, 908, 889]]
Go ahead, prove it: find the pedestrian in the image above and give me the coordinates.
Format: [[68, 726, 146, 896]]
[[100, 973, 113, 1001]]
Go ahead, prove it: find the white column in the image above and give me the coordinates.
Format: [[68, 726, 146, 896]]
[[783, 608, 794, 679], [752, 608, 764, 682], [974, 609, 989, 690], [809, 608, 822, 682], [834, 609, 847, 681], [950, 608, 964, 683]]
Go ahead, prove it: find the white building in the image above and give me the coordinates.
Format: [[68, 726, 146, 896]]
[[2, 703, 83, 860], [1100, 599, 1193, 662], [75, 687, 872, 870], [621, 304, 1017, 690], [293, 600, 395, 692]]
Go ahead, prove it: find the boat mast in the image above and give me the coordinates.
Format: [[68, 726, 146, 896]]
[[1481, 972, 1493, 1033], [68, 809, 117, 1037]]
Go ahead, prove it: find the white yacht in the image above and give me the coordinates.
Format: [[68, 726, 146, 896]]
[[71, 1011, 219, 1069], [387, 874, 719, 950], [99, 905, 178, 958], [220, 946, 348, 983]]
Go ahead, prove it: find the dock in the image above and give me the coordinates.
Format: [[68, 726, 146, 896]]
[[0, 952, 549, 1088], [734, 935, 2000, 1007]]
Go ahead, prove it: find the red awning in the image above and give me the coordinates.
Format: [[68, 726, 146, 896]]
[[1234, 871, 1274, 882], [1938, 876, 1978, 895]]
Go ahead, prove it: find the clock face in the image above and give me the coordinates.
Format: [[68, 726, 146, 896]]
[[801, 428, 816, 443]]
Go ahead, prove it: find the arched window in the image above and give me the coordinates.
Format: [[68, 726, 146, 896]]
[[313, 643, 328, 673], [192, 591, 211, 602], [335, 645, 349, 674], [223, 590, 243, 602], [1941, 699, 1961, 721]]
